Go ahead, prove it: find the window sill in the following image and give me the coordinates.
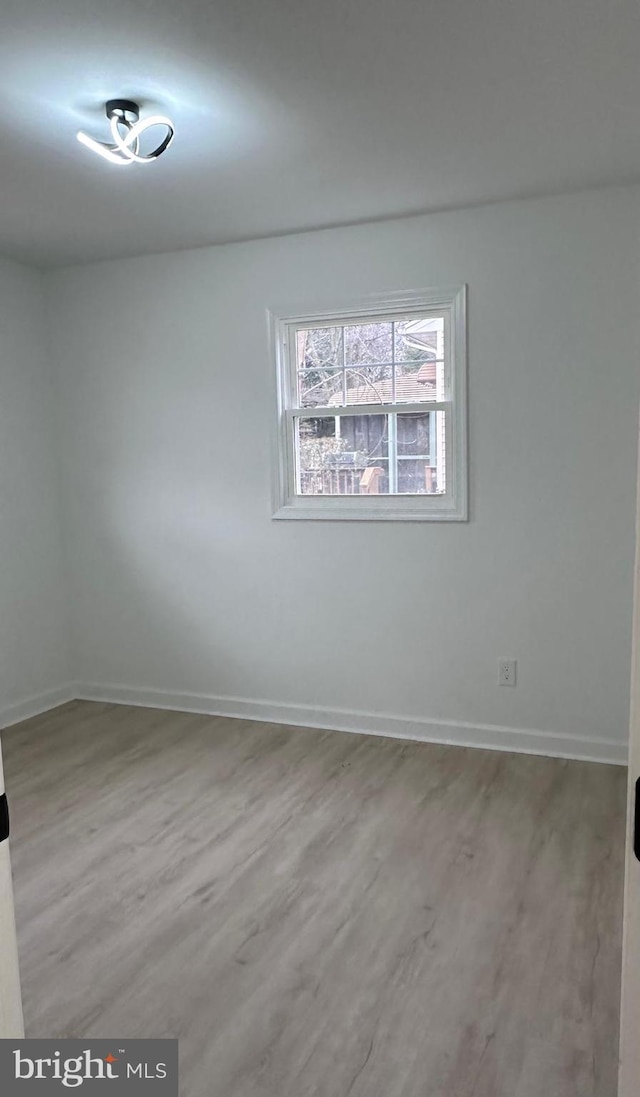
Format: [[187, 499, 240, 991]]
[[272, 497, 468, 522]]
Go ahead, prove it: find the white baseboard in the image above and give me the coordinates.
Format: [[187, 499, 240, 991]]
[[0, 684, 77, 731], [75, 683, 628, 766], [1, 682, 625, 766]]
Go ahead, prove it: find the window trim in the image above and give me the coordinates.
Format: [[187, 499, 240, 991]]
[[269, 286, 468, 522]]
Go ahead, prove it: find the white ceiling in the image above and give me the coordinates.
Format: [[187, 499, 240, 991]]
[[1, 0, 639, 267]]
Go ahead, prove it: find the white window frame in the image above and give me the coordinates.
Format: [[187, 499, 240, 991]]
[[270, 286, 468, 521]]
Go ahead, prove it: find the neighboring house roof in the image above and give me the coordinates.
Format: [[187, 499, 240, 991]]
[[329, 367, 437, 406], [416, 360, 437, 384]]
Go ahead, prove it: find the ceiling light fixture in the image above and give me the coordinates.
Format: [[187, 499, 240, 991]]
[[77, 100, 174, 165]]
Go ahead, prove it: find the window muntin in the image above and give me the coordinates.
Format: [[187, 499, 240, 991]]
[[272, 289, 467, 521]]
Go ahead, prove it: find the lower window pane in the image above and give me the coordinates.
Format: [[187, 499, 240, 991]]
[[297, 416, 389, 495], [396, 411, 445, 494], [296, 412, 446, 496]]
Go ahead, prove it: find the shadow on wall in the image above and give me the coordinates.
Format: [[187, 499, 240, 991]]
[[74, 465, 282, 703]]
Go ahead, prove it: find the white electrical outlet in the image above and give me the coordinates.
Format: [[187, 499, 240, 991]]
[[498, 659, 517, 687]]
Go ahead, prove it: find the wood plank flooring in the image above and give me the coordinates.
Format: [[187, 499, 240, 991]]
[[1, 701, 626, 1097]]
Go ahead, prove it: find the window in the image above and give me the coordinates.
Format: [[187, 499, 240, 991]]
[[271, 287, 467, 520]]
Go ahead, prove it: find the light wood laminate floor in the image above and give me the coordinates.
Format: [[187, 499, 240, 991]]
[[1, 701, 626, 1097]]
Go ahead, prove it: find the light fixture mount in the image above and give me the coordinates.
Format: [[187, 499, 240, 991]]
[[77, 99, 175, 166], [105, 99, 140, 125]]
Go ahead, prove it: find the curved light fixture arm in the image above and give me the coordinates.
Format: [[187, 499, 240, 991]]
[[109, 113, 175, 163], [77, 100, 174, 165], [109, 116, 140, 160]]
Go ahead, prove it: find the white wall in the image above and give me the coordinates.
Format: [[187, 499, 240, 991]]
[[46, 187, 640, 761], [0, 257, 70, 722]]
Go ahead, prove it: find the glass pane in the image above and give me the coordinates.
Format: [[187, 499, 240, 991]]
[[343, 365, 393, 405], [397, 412, 432, 456], [295, 412, 446, 497], [396, 411, 446, 495], [297, 415, 389, 495], [298, 367, 343, 408], [396, 459, 440, 493], [394, 316, 443, 361], [345, 322, 392, 365], [296, 327, 343, 369], [394, 316, 445, 403], [393, 359, 441, 403]]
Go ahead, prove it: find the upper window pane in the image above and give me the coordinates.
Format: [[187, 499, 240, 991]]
[[344, 322, 393, 365], [394, 316, 445, 403], [295, 315, 446, 409], [342, 365, 393, 405], [394, 316, 443, 361], [296, 327, 343, 368], [299, 367, 343, 408]]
